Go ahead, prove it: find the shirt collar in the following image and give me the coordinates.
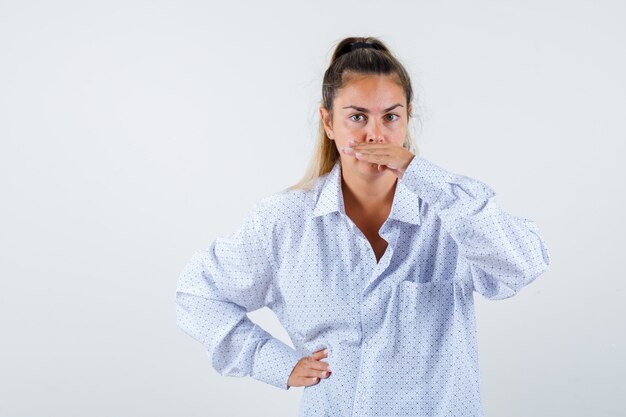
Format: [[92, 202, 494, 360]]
[[311, 159, 421, 225]]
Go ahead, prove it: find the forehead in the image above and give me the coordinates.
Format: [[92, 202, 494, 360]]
[[335, 74, 405, 108]]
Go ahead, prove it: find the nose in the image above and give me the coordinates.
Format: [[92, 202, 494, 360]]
[[366, 119, 385, 143]]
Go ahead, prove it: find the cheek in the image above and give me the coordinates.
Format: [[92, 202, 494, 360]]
[[341, 123, 361, 132], [332, 124, 360, 143], [391, 124, 408, 140], [387, 125, 404, 137]]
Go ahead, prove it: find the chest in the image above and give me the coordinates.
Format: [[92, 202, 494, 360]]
[[354, 221, 389, 263], [273, 215, 460, 353], [346, 210, 390, 264]]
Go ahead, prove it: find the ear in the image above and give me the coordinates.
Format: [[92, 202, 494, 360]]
[[407, 103, 413, 117], [319, 107, 335, 140]]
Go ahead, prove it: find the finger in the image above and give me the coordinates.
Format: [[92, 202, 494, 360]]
[[350, 142, 400, 149], [306, 356, 331, 367], [357, 151, 405, 170], [355, 151, 388, 164], [310, 348, 328, 360], [303, 376, 321, 386], [351, 146, 394, 154], [347, 146, 390, 156], [302, 368, 331, 379], [340, 146, 355, 155], [340, 146, 388, 157], [351, 147, 393, 156], [307, 360, 332, 372]]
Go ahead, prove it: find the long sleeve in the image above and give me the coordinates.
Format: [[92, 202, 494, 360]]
[[175, 202, 302, 389], [399, 155, 551, 300]]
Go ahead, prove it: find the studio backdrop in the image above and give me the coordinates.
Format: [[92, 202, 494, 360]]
[[1, 1, 624, 416]]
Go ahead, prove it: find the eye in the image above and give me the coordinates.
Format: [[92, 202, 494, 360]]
[[350, 114, 366, 122], [386, 114, 400, 121]]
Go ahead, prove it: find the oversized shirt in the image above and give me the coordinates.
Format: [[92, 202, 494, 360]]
[[175, 155, 551, 417]]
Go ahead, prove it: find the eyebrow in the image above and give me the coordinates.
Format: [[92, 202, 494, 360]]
[[342, 103, 404, 113]]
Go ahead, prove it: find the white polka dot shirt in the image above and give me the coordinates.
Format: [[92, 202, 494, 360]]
[[175, 155, 551, 416]]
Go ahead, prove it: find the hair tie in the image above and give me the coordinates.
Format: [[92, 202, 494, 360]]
[[350, 42, 376, 52]]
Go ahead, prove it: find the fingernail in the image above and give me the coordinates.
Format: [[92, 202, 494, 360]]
[[348, 139, 355, 145], [340, 147, 354, 154], [324, 348, 328, 355], [355, 152, 363, 157]]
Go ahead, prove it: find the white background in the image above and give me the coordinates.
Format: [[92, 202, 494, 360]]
[[1, 1, 624, 416]]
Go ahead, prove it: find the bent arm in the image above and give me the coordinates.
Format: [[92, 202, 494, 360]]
[[175, 203, 301, 389], [400, 155, 551, 300]]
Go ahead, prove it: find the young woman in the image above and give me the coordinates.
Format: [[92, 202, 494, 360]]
[[176, 36, 551, 417]]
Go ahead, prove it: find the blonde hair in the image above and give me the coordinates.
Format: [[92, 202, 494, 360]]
[[287, 36, 422, 191]]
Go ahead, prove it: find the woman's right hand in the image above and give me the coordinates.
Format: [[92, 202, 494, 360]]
[[287, 348, 332, 388]]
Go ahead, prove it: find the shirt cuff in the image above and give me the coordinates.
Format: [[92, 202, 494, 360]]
[[250, 327, 303, 390], [399, 154, 453, 206]]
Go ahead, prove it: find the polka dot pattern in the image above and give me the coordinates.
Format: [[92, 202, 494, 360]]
[[175, 155, 551, 416]]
